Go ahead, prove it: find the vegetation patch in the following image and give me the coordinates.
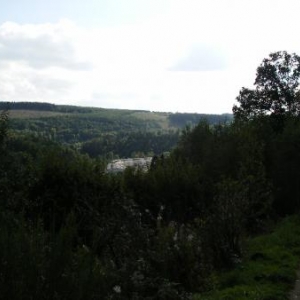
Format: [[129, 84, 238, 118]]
[[194, 216, 300, 300], [9, 109, 69, 119]]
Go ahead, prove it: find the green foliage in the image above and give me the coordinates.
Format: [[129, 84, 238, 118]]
[[3, 101, 232, 159], [194, 216, 300, 300], [269, 117, 300, 214], [206, 179, 247, 268], [169, 113, 232, 127], [233, 51, 300, 120], [0, 109, 9, 148], [0, 211, 112, 300], [81, 131, 179, 158], [123, 155, 205, 224]]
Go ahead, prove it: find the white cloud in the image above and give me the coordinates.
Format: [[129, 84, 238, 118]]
[[1, 1, 300, 113], [0, 20, 92, 103], [0, 20, 91, 70], [169, 44, 228, 72]]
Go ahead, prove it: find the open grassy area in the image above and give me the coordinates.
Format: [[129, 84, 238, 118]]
[[194, 216, 300, 300]]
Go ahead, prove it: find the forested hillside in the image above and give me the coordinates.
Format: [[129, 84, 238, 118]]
[[1, 51, 300, 299], [0, 101, 231, 159]]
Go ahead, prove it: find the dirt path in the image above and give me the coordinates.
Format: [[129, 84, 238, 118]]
[[290, 271, 300, 299]]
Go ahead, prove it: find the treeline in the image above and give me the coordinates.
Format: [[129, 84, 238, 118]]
[[169, 113, 232, 127], [0, 101, 93, 113], [81, 131, 179, 158]]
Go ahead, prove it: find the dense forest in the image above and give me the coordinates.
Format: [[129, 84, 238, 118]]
[[0, 102, 232, 159], [1, 51, 300, 299]]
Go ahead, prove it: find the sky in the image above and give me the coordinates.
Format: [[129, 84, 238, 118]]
[[0, 0, 300, 113]]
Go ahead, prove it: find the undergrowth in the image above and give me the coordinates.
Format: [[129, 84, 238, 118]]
[[194, 215, 300, 300]]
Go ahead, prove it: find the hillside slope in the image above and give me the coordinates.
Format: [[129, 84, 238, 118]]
[[1, 101, 232, 158]]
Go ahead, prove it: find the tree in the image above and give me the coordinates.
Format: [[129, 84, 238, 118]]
[[233, 51, 300, 119], [0, 109, 9, 147]]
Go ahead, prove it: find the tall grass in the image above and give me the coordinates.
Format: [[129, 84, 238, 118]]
[[194, 215, 300, 300]]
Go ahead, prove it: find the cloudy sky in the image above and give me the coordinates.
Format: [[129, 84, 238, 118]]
[[0, 0, 300, 113]]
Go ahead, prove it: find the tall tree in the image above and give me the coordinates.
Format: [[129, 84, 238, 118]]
[[0, 109, 9, 147], [233, 51, 300, 119]]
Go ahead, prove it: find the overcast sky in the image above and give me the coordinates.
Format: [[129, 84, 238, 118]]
[[0, 0, 300, 113]]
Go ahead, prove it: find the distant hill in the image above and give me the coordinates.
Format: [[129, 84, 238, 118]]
[[0, 101, 232, 126], [0, 101, 233, 158]]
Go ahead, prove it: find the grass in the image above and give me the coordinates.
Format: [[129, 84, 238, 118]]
[[194, 215, 300, 300]]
